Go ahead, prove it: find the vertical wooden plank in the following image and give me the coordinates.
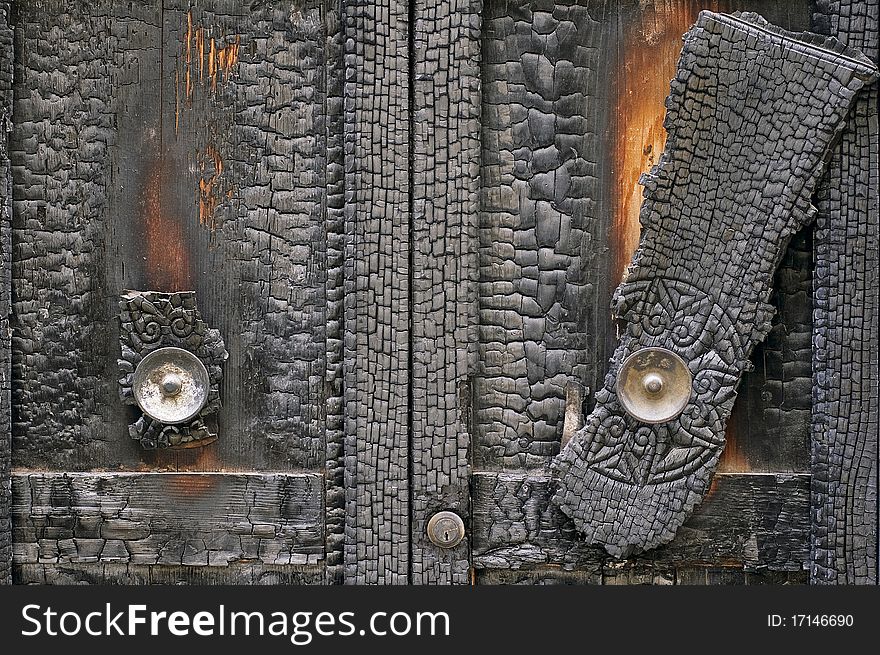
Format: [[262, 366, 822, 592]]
[[0, 0, 13, 586], [10, 0, 151, 471], [476, 0, 611, 470], [811, 0, 879, 585], [411, 0, 481, 584], [343, 0, 411, 584], [154, 0, 330, 473], [324, 0, 346, 585]]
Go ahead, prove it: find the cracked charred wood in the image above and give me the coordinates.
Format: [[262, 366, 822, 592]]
[[810, 0, 880, 585], [343, 0, 412, 584], [12, 472, 323, 567], [552, 11, 878, 558], [410, 0, 481, 584], [0, 0, 12, 587], [473, 472, 809, 571]]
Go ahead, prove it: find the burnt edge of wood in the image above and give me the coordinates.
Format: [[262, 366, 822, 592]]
[[14, 563, 325, 585], [11, 472, 324, 567], [473, 472, 810, 572], [325, 0, 345, 587], [0, 0, 13, 586], [551, 11, 878, 557], [476, 567, 809, 585], [810, 0, 879, 586]]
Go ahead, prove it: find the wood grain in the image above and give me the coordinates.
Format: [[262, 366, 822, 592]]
[[12, 472, 323, 566], [14, 563, 324, 585]]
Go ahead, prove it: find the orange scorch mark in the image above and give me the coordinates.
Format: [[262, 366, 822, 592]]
[[143, 158, 191, 291], [611, 2, 708, 285], [612, 1, 753, 468], [718, 418, 750, 473], [176, 10, 241, 120], [198, 145, 224, 229], [164, 471, 221, 500]]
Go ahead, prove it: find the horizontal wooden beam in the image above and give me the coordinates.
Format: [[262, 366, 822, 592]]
[[12, 472, 323, 567], [472, 472, 809, 571], [14, 563, 324, 585]]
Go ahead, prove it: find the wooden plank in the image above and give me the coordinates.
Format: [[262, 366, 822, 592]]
[[472, 472, 810, 571], [12, 472, 323, 566], [14, 563, 324, 585], [476, 0, 610, 470], [552, 12, 877, 557], [674, 567, 808, 585], [342, 0, 411, 584], [154, 0, 330, 471], [476, 566, 808, 585], [810, 0, 880, 585], [0, 0, 13, 586], [324, 0, 345, 586], [476, 568, 602, 585], [409, 0, 481, 584], [10, 0, 150, 471]]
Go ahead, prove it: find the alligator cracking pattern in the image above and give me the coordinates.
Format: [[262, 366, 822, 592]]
[[477, 0, 600, 469], [810, 0, 880, 585], [11, 472, 323, 566]]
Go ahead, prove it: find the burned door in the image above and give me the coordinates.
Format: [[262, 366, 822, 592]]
[[2, 0, 345, 584], [1, 0, 877, 586], [409, 0, 878, 585]]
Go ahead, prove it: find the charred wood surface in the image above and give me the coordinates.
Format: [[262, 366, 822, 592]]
[[552, 11, 877, 557], [810, 0, 880, 585], [12, 472, 323, 566], [473, 471, 810, 571], [0, 0, 13, 587]]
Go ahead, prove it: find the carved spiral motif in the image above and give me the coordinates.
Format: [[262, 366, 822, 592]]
[[117, 291, 227, 450], [571, 277, 744, 487]]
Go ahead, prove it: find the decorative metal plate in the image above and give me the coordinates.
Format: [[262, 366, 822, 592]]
[[118, 290, 227, 449]]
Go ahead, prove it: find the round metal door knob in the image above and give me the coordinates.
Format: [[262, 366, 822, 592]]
[[616, 347, 692, 424], [427, 511, 465, 549], [132, 347, 210, 424]]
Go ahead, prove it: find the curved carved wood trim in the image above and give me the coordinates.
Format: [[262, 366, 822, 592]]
[[552, 11, 878, 558]]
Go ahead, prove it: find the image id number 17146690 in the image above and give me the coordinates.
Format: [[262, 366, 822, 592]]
[[768, 615, 854, 628]]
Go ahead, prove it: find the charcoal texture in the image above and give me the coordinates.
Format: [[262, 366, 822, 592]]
[[12, 472, 324, 567], [342, 0, 411, 584], [552, 11, 878, 557], [0, 0, 13, 587], [810, 0, 880, 585]]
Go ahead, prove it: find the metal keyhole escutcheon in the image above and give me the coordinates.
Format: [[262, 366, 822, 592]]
[[427, 511, 465, 549]]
